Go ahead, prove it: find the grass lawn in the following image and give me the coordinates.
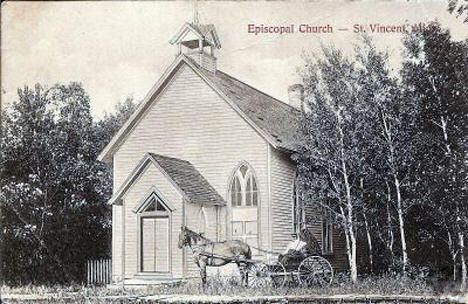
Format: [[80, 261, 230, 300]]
[[1, 275, 466, 303]]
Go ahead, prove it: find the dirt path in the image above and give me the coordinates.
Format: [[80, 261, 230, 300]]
[[2, 294, 466, 304]]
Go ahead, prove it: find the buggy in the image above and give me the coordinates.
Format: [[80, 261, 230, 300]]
[[245, 228, 334, 288], [179, 226, 333, 288]]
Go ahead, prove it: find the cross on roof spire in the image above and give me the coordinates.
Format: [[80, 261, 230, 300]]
[[193, 0, 200, 25]]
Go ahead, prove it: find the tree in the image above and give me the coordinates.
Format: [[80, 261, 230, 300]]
[[448, 0, 468, 23], [0, 83, 112, 284], [402, 22, 468, 290], [296, 45, 370, 282], [355, 36, 420, 274], [95, 97, 138, 152]]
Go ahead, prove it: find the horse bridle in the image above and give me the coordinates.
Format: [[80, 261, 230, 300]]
[[181, 227, 207, 247], [181, 227, 216, 256]]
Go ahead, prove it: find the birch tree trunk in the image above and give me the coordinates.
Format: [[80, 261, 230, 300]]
[[459, 230, 466, 291], [349, 224, 358, 282], [336, 109, 358, 282], [394, 175, 408, 273], [436, 114, 466, 290], [339, 205, 355, 281], [447, 231, 458, 281], [343, 166, 357, 282], [382, 113, 407, 272], [386, 182, 395, 265], [363, 213, 373, 273]]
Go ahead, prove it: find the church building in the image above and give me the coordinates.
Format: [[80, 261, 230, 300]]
[[98, 18, 346, 284]]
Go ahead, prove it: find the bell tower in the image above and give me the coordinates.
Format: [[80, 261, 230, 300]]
[[169, 6, 221, 73]]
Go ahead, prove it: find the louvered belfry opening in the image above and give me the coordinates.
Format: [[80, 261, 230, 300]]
[[170, 22, 221, 73]]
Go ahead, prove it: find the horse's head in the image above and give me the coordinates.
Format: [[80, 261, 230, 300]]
[[178, 226, 193, 249], [178, 226, 205, 249]]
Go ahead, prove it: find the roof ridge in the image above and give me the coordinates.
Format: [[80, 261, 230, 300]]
[[148, 152, 191, 165]]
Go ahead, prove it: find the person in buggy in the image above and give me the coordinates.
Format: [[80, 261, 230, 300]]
[[278, 228, 322, 269]]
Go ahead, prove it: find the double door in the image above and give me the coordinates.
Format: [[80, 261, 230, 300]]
[[141, 217, 169, 272]]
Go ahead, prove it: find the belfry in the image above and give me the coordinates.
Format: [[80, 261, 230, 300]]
[[169, 8, 221, 73]]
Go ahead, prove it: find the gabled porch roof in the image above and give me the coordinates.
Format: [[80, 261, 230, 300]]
[[108, 152, 226, 207]]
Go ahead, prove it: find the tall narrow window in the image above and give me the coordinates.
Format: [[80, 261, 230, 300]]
[[231, 176, 242, 207], [245, 176, 258, 206], [292, 177, 304, 235], [322, 209, 333, 254], [198, 208, 207, 234], [252, 178, 258, 206], [246, 178, 252, 206], [293, 184, 298, 234]]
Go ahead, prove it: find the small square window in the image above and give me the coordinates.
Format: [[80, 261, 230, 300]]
[[245, 221, 257, 235], [245, 236, 259, 255], [232, 222, 243, 236]]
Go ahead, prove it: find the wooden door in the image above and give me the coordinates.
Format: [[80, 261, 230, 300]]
[[141, 217, 169, 272]]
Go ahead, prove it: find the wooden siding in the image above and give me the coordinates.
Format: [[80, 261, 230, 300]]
[[121, 162, 184, 278], [186, 53, 217, 73], [303, 207, 348, 272], [183, 203, 220, 276], [270, 149, 296, 252], [113, 63, 271, 265], [269, 149, 347, 271], [327, 226, 348, 271]]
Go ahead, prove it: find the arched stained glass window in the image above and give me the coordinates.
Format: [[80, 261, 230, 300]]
[[229, 163, 259, 255], [229, 164, 258, 207]]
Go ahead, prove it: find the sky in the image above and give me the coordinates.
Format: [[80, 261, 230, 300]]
[[1, 1, 467, 119]]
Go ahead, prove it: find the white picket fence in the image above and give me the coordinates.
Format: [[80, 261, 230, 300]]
[[87, 259, 111, 285]]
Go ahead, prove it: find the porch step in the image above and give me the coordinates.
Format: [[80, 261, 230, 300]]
[[115, 273, 183, 287], [133, 272, 173, 279]]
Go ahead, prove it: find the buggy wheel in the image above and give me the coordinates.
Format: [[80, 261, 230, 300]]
[[266, 261, 287, 288], [246, 263, 269, 288], [297, 256, 333, 287], [247, 262, 287, 288]]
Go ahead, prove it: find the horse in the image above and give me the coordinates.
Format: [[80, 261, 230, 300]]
[[178, 226, 252, 287]]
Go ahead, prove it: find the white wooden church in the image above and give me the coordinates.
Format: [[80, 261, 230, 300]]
[[98, 18, 346, 284]]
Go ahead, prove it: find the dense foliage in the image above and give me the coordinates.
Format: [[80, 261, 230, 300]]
[[0, 83, 137, 284], [295, 22, 467, 290]]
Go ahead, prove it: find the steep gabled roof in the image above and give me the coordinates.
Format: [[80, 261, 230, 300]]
[[97, 55, 301, 163], [198, 68, 301, 152], [108, 152, 226, 206]]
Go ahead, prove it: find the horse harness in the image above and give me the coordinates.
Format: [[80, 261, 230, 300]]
[[188, 234, 244, 264]]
